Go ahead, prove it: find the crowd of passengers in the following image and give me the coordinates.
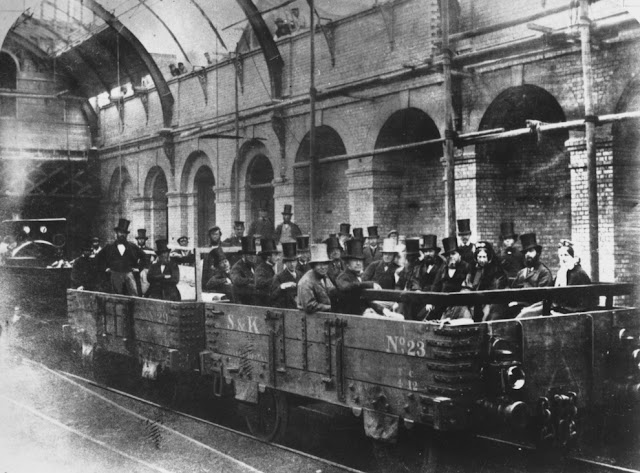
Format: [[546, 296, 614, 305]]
[[70, 204, 594, 322]]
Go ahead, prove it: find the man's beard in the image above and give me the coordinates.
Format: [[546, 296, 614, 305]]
[[117, 235, 127, 243], [447, 259, 457, 269], [525, 255, 538, 267], [423, 255, 435, 265]]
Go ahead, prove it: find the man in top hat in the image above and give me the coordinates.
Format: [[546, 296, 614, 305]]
[[457, 219, 476, 267], [97, 218, 146, 296], [296, 235, 311, 274], [338, 223, 351, 250], [223, 221, 245, 247], [231, 236, 257, 305], [204, 248, 235, 302], [275, 204, 302, 244], [418, 234, 444, 291], [297, 243, 336, 313], [363, 226, 382, 268], [146, 240, 181, 301], [271, 242, 301, 309], [362, 238, 399, 290], [423, 236, 470, 320], [335, 239, 382, 315], [498, 222, 524, 279], [71, 241, 97, 291], [201, 226, 225, 290], [325, 235, 344, 285], [248, 204, 275, 239], [511, 233, 552, 289], [254, 238, 280, 306], [394, 238, 423, 319], [170, 235, 194, 266]]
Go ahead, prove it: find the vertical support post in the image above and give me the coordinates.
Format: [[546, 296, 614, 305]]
[[580, 0, 599, 282], [441, 0, 456, 237], [309, 0, 317, 241], [234, 57, 241, 222]]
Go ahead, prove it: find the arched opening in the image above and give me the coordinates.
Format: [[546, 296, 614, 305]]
[[295, 126, 347, 238], [0, 52, 17, 117], [247, 154, 274, 225], [373, 108, 443, 235], [476, 85, 569, 266], [195, 166, 216, 247], [144, 167, 168, 241], [612, 79, 640, 283]]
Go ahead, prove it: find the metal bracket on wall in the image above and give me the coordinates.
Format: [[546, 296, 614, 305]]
[[133, 87, 149, 124], [234, 56, 245, 94], [195, 68, 208, 104], [158, 129, 175, 177], [377, 1, 396, 51]]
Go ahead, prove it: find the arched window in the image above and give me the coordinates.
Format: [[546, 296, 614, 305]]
[[0, 52, 17, 117]]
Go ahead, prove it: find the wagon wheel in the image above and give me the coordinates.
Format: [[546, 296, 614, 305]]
[[244, 389, 289, 442]]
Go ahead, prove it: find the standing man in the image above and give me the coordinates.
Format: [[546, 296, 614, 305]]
[[363, 226, 382, 268], [498, 222, 525, 279], [457, 219, 476, 267], [254, 238, 280, 306], [134, 229, 155, 296], [338, 223, 351, 250], [335, 239, 380, 315], [70, 242, 96, 290], [90, 236, 102, 258], [247, 204, 275, 239], [230, 236, 257, 305], [362, 238, 399, 290], [271, 242, 300, 309], [223, 221, 245, 247], [201, 226, 225, 290], [170, 236, 194, 265], [97, 219, 145, 296], [146, 240, 181, 301], [275, 204, 302, 244], [296, 235, 311, 274], [297, 243, 335, 313], [325, 235, 344, 285], [418, 234, 443, 291]]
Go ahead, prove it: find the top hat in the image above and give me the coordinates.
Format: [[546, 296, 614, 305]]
[[352, 228, 364, 241], [114, 218, 131, 234], [259, 238, 279, 255], [282, 242, 297, 261], [343, 239, 365, 260], [136, 229, 148, 240], [520, 233, 542, 253], [442, 236, 460, 255], [239, 236, 257, 255], [155, 239, 170, 254], [309, 244, 332, 264], [339, 223, 351, 235], [404, 238, 421, 255], [177, 235, 189, 243], [421, 234, 440, 252], [500, 222, 518, 240], [296, 235, 310, 252], [367, 226, 379, 238], [457, 219, 472, 235], [387, 229, 398, 237], [282, 204, 293, 215], [234, 221, 245, 228], [381, 238, 398, 253], [324, 235, 342, 252]]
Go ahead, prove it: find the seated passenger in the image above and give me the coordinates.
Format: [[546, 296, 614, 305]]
[[325, 235, 344, 286], [254, 238, 280, 306], [417, 234, 444, 291], [394, 239, 423, 320], [552, 240, 594, 313], [230, 237, 257, 305], [271, 242, 301, 309], [498, 221, 524, 280], [422, 236, 470, 321], [170, 236, 194, 265], [295, 235, 311, 274], [205, 249, 234, 302], [146, 239, 181, 301], [297, 243, 335, 314], [511, 233, 553, 318], [362, 238, 399, 290], [70, 243, 97, 291], [462, 241, 508, 321], [335, 239, 381, 315]]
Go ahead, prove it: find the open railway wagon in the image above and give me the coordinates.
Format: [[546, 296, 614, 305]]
[[66, 283, 639, 450]]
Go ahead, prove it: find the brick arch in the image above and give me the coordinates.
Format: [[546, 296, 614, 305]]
[[612, 75, 640, 283], [180, 150, 214, 194], [293, 126, 348, 238], [143, 166, 169, 241], [475, 84, 569, 265], [372, 107, 444, 236]]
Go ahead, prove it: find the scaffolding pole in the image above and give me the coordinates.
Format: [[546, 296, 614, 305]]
[[441, 0, 456, 237]]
